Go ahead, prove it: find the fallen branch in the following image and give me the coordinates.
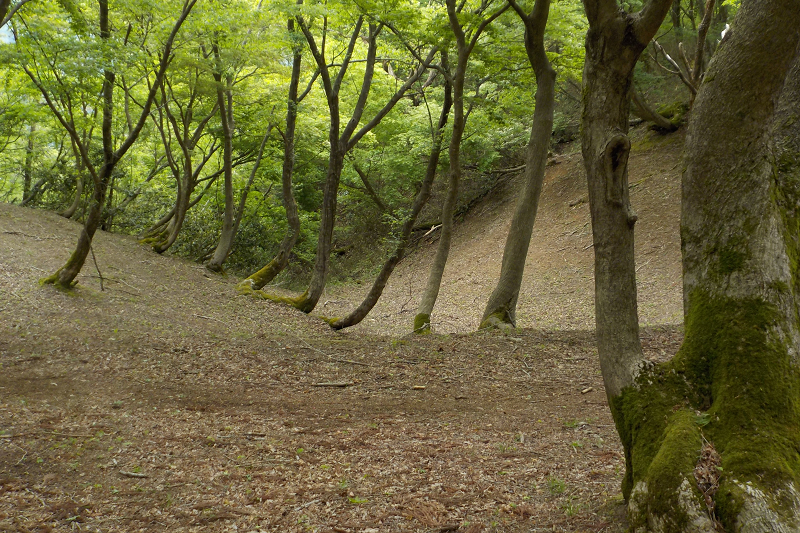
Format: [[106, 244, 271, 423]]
[[120, 471, 148, 478], [311, 382, 354, 388]]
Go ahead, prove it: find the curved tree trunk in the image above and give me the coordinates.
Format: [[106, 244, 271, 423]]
[[413, 71, 464, 334], [480, 0, 556, 330], [617, 2, 800, 529], [206, 61, 236, 272], [237, 19, 303, 292], [414, 0, 508, 333], [328, 56, 453, 330]]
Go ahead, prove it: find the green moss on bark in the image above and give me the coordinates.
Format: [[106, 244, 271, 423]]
[[613, 290, 800, 527], [413, 313, 431, 334], [478, 309, 514, 331]]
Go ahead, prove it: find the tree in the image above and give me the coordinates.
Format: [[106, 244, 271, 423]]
[[142, 55, 220, 253], [413, 0, 509, 333], [580, 0, 671, 404], [236, 13, 314, 291], [327, 52, 453, 330], [21, 0, 197, 288], [612, 0, 800, 527], [479, 0, 555, 330], [274, 4, 434, 313]]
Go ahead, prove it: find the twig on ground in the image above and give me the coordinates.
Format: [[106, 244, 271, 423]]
[[120, 471, 148, 478], [90, 243, 104, 291], [311, 382, 354, 387]]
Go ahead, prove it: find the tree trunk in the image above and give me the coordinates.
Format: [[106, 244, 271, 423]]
[[617, 1, 800, 529], [237, 21, 303, 292], [206, 64, 236, 272], [481, 0, 556, 330], [413, 62, 465, 334], [328, 53, 453, 330], [414, 0, 508, 333], [21, 124, 35, 201], [581, 0, 672, 400]]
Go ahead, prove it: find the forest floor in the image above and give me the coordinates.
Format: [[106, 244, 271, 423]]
[[0, 128, 684, 533]]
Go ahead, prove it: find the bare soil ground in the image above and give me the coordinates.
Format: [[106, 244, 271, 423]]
[[0, 129, 684, 533]]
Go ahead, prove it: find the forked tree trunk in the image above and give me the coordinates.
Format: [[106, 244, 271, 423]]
[[328, 55, 453, 330], [34, 0, 196, 288], [580, 0, 672, 401], [480, 0, 555, 330], [237, 18, 303, 292], [617, 2, 800, 529]]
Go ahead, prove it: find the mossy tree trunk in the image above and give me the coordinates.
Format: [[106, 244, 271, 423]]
[[480, 0, 555, 330], [26, 0, 197, 288], [581, 0, 672, 395], [237, 16, 305, 292], [328, 51, 453, 330], [414, 0, 509, 334], [614, 1, 800, 528]]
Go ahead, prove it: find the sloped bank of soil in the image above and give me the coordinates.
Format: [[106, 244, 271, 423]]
[[324, 128, 684, 336], [1, 202, 682, 532]]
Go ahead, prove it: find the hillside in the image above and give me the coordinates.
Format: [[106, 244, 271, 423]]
[[0, 128, 684, 532], [327, 127, 684, 336]]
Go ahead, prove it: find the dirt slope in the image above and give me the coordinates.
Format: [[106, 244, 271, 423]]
[[324, 128, 684, 336], [0, 128, 684, 533]]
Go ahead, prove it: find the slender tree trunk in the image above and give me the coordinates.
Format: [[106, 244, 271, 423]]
[[60, 138, 86, 219], [237, 23, 303, 291], [328, 54, 453, 330], [629, 86, 677, 131], [207, 65, 236, 272], [481, 0, 556, 330], [21, 124, 35, 202], [617, 1, 800, 528], [413, 63, 465, 333], [288, 19, 431, 313], [414, 0, 508, 333]]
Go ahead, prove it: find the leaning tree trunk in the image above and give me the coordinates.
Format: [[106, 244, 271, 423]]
[[206, 69, 236, 272], [413, 69, 465, 334], [237, 20, 303, 292], [481, 0, 555, 330], [328, 59, 453, 330], [617, 2, 800, 529]]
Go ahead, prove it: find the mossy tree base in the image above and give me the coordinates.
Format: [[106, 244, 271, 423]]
[[478, 309, 515, 331], [413, 313, 431, 334], [615, 293, 800, 531]]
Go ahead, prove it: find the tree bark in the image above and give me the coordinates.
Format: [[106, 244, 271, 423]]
[[414, 0, 508, 333], [206, 46, 236, 272], [612, 0, 800, 529], [328, 52, 453, 330], [237, 17, 304, 292], [480, 0, 556, 330]]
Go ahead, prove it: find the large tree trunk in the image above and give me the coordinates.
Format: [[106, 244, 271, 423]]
[[237, 19, 303, 292], [328, 56, 453, 330], [617, 1, 800, 529], [480, 0, 555, 330]]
